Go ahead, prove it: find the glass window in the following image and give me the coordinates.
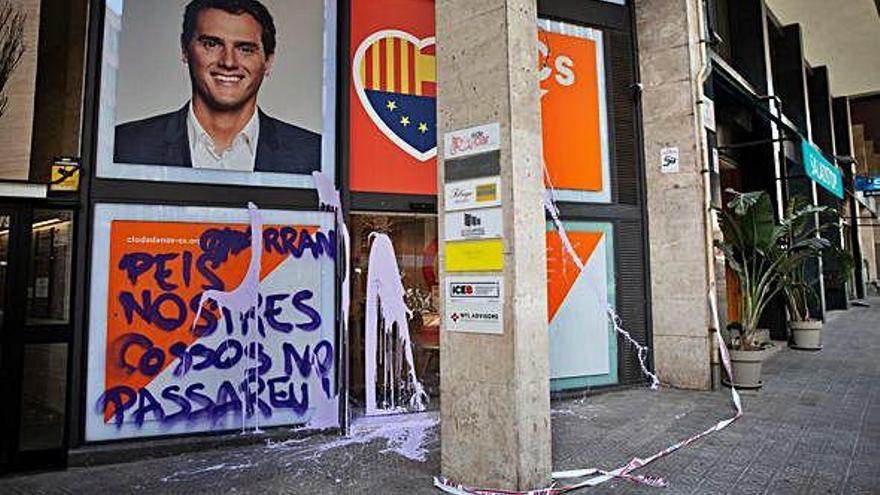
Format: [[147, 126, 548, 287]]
[[538, 19, 611, 203], [0, 214, 10, 370], [547, 221, 618, 390], [0, 214, 10, 325], [27, 210, 74, 326], [19, 343, 68, 451]]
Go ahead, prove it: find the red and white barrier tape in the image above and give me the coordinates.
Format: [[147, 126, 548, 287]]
[[435, 186, 742, 494]]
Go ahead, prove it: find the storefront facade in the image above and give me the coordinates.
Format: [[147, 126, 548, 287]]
[[706, 0, 864, 336], [538, 0, 651, 391], [0, 0, 86, 470], [80, 0, 342, 451], [0, 0, 652, 473]]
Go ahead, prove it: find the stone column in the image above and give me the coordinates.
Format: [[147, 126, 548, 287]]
[[436, 0, 551, 490], [635, 0, 713, 390]]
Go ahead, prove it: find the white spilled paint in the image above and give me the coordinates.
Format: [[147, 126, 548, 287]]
[[313, 415, 438, 462], [364, 233, 428, 414], [191, 203, 262, 332], [309, 172, 349, 430], [160, 463, 231, 482], [543, 188, 660, 389], [265, 414, 439, 463], [160, 461, 257, 482], [315, 174, 431, 422], [191, 200, 340, 433]]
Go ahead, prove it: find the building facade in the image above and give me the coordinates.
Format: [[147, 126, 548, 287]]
[[0, 0, 874, 484]]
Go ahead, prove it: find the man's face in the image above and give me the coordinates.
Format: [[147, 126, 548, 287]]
[[183, 8, 274, 112]]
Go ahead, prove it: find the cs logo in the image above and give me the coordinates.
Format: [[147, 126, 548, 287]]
[[538, 37, 575, 98]]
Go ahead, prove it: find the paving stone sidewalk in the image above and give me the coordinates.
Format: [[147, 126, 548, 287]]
[[2, 298, 878, 494]]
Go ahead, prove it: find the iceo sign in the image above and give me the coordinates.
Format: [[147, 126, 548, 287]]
[[801, 140, 843, 200], [450, 282, 500, 298]]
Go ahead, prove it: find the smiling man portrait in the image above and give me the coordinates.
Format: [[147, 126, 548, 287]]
[[113, 0, 321, 174]]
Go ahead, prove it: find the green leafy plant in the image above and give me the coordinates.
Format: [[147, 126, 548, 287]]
[[715, 190, 829, 350], [827, 246, 855, 290], [776, 196, 849, 322], [780, 264, 816, 323]]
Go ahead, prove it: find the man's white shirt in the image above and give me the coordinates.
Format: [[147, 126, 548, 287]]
[[187, 103, 260, 171]]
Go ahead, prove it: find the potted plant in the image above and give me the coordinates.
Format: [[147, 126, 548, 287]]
[[715, 190, 827, 388], [781, 264, 823, 350], [716, 190, 778, 388], [777, 197, 852, 350]]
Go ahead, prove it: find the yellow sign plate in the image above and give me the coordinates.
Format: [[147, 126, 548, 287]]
[[50, 163, 80, 192], [445, 239, 504, 272]]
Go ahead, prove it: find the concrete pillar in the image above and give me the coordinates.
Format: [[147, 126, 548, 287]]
[[436, 0, 551, 489], [635, 0, 713, 390]]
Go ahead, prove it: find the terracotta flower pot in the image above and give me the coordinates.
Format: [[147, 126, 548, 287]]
[[789, 320, 822, 350]]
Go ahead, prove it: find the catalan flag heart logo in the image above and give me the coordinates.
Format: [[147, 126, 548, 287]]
[[352, 30, 437, 162]]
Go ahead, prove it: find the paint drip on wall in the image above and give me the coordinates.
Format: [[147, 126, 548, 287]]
[[190, 201, 341, 433], [310, 172, 351, 429], [364, 233, 428, 414], [191, 202, 265, 432], [312, 173, 351, 343]]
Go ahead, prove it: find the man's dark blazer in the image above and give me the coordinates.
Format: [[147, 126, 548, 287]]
[[114, 105, 321, 174]]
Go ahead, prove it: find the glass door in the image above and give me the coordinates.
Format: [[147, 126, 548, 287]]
[[0, 207, 16, 469], [0, 205, 75, 472], [348, 213, 440, 416]]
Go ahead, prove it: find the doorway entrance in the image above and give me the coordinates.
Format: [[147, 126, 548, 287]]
[[348, 213, 440, 416], [0, 204, 75, 473]]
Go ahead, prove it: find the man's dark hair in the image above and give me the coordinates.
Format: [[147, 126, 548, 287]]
[[182, 0, 277, 56]]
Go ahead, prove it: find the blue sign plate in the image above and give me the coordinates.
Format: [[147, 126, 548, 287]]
[[855, 175, 880, 193]]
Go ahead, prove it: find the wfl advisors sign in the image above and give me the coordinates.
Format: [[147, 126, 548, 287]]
[[445, 276, 503, 334]]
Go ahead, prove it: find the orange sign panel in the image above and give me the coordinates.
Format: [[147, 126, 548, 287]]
[[539, 29, 604, 193], [349, 0, 437, 194], [104, 221, 296, 411], [546, 230, 603, 321]]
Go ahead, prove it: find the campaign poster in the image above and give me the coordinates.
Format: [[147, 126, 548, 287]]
[[538, 19, 611, 203], [96, 0, 336, 188], [349, 0, 436, 194], [86, 204, 337, 441], [546, 221, 617, 389]]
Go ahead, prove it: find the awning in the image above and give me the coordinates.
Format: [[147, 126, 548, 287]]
[[710, 55, 858, 199], [710, 54, 804, 141]]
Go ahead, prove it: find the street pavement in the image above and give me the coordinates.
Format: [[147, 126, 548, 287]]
[[1, 298, 878, 494]]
